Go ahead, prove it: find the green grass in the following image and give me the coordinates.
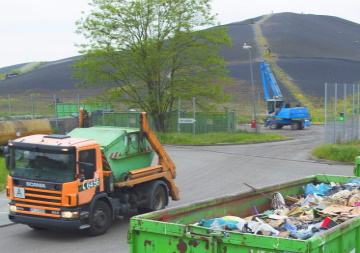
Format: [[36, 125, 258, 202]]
[[157, 131, 290, 145], [0, 157, 7, 192], [311, 143, 360, 163]]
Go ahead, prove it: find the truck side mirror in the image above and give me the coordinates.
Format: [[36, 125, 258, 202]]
[[4, 146, 10, 170]]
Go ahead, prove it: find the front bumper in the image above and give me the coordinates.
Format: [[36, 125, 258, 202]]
[[9, 213, 87, 230]]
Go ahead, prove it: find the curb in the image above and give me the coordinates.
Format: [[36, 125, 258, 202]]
[[309, 155, 354, 165], [163, 138, 293, 147], [0, 223, 14, 228]]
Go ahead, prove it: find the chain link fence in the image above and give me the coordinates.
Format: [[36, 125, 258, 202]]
[[0, 93, 237, 134], [0, 94, 96, 119], [0, 93, 109, 134], [91, 111, 236, 134], [324, 83, 360, 144]]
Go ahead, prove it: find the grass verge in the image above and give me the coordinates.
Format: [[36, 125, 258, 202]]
[[311, 144, 360, 163], [157, 131, 290, 145]]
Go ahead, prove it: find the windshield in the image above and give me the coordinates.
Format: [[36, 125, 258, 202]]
[[9, 148, 76, 183], [267, 100, 283, 115]]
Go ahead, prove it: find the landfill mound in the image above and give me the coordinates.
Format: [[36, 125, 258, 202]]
[[1, 13, 360, 97]]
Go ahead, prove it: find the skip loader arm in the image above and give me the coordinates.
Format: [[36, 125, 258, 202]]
[[78, 107, 90, 128], [140, 112, 180, 200]]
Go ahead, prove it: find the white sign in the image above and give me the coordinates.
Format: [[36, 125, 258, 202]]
[[178, 118, 196, 124], [14, 187, 25, 198]]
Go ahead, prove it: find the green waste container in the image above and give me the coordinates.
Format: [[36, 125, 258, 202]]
[[128, 174, 360, 252]]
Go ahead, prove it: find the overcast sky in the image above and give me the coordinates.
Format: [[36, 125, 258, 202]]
[[0, 0, 359, 69]]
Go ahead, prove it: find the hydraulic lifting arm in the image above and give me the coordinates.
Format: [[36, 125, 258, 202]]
[[260, 61, 283, 100], [140, 112, 180, 200]]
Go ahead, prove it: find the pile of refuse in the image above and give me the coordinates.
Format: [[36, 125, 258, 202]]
[[194, 179, 360, 240]]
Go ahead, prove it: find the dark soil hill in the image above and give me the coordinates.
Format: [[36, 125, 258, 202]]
[[222, 13, 360, 101], [0, 12, 359, 100], [0, 56, 83, 94]]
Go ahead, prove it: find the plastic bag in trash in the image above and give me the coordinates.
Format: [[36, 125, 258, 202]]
[[237, 221, 262, 234], [246, 221, 262, 232], [284, 220, 297, 232], [209, 219, 225, 231], [254, 223, 280, 237], [235, 220, 247, 231], [348, 179, 360, 185], [222, 216, 245, 223], [290, 227, 319, 240], [304, 183, 331, 196], [198, 218, 239, 230]]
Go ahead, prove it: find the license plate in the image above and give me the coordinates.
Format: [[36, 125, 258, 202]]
[[30, 208, 45, 213]]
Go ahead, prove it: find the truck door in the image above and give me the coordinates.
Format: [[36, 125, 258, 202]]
[[77, 149, 100, 205]]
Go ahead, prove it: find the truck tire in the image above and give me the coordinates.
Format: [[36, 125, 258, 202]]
[[269, 121, 278, 130], [291, 121, 301, 130], [137, 180, 168, 214], [86, 200, 111, 236]]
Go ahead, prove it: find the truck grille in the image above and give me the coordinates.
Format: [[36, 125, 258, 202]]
[[13, 187, 62, 218]]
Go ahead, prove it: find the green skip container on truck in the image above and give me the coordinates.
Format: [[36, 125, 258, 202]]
[[128, 157, 360, 252]]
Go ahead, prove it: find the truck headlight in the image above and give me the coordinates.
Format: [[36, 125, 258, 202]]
[[9, 204, 17, 212], [61, 211, 79, 218]]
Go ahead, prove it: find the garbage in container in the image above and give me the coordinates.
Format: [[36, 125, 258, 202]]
[[194, 178, 360, 240]]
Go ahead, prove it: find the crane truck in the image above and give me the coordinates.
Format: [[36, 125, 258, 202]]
[[260, 61, 311, 130], [5, 110, 179, 236]]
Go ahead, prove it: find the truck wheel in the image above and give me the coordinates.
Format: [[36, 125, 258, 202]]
[[86, 200, 111, 236], [151, 184, 167, 211], [269, 121, 278, 130], [137, 181, 168, 214], [291, 121, 301, 130]]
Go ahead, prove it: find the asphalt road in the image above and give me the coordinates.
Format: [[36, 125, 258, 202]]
[[0, 125, 355, 253]]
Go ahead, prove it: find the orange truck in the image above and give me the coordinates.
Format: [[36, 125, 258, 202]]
[[5, 112, 179, 235]]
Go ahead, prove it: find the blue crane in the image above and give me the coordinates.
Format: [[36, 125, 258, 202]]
[[260, 61, 311, 130]]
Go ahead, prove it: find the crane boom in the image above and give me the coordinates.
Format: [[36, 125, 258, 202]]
[[260, 61, 283, 100]]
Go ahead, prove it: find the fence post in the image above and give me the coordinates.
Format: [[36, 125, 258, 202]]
[[31, 94, 34, 118], [351, 84, 355, 140], [102, 111, 105, 125], [324, 83, 327, 143], [178, 98, 181, 133], [54, 94, 59, 131], [343, 84, 346, 141], [358, 84, 360, 140], [193, 97, 196, 135], [204, 112, 207, 134], [8, 94, 12, 118], [334, 83, 337, 143]]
